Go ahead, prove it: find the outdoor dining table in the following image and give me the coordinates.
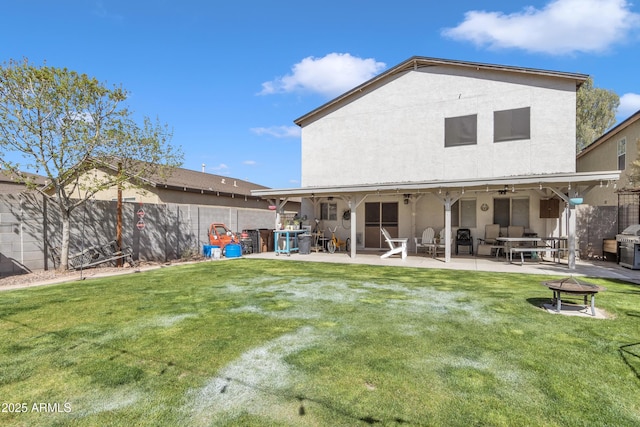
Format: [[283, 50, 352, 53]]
[[496, 237, 541, 261], [539, 236, 568, 263], [496, 236, 563, 265]]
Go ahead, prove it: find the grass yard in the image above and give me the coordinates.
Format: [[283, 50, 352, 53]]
[[0, 259, 639, 426]]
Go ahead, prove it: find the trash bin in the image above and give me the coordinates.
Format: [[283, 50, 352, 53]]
[[212, 246, 221, 260], [299, 233, 311, 255], [225, 243, 242, 258], [203, 244, 214, 258]]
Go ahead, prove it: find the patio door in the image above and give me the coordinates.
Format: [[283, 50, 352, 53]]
[[365, 202, 399, 248]]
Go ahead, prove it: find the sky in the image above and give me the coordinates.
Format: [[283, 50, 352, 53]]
[[1, 0, 639, 189]]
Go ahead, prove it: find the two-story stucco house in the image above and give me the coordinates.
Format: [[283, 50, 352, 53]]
[[253, 56, 620, 269]]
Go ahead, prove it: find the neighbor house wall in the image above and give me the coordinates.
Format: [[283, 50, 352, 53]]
[[576, 113, 640, 240], [301, 66, 578, 187], [577, 116, 640, 206]]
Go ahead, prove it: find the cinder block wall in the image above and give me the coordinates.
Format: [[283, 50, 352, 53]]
[[0, 193, 275, 276]]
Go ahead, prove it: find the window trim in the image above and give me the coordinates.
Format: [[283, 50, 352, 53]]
[[320, 202, 337, 221], [450, 199, 477, 228], [618, 138, 626, 171]]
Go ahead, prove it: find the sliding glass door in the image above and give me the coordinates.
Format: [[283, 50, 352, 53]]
[[365, 202, 399, 248]]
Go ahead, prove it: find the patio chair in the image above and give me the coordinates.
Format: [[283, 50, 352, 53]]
[[508, 225, 524, 238], [455, 228, 473, 255], [380, 227, 408, 259], [433, 228, 451, 257], [477, 224, 501, 256], [414, 227, 435, 254]]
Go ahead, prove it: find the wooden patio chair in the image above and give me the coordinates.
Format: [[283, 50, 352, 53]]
[[380, 228, 408, 259], [414, 227, 435, 254], [433, 228, 451, 257]]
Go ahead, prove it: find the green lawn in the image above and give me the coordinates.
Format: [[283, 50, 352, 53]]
[[0, 259, 639, 426]]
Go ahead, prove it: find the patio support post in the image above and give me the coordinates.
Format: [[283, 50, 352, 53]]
[[349, 198, 357, 258], [347, 195, 367, 258], [549, 187, 577, 270], [444, 195, 452, 263], [409, 195, 421, 253], [568, 202, 577, 270], [430, 192, 459, 263]]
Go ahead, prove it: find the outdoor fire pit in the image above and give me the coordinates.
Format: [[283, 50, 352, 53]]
[[541, 277, 606, 316]]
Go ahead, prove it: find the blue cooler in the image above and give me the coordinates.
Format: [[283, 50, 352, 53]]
[[203, 244, 214, 258], [225, 243, 242, 258]]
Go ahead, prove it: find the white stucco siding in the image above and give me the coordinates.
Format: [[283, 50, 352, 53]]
[[301, 67, 578, 187]]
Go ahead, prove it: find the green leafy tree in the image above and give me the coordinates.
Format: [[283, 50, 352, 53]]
[[0, 58, 183, 270], [576, 76, 619, 150]]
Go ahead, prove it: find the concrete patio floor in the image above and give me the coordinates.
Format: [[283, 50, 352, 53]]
[[248, 249, 640, 284]]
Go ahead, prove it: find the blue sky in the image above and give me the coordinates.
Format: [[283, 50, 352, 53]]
[[2, 0, 639, 189]]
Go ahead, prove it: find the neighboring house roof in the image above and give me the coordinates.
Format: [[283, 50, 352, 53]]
[[577, 109, 640, 159], [0, 169, 48, 189], [145, 166, 269, 197], [31, 158, 273, 200], [92, 160, 270, 198], [295, 55, 589, 126]]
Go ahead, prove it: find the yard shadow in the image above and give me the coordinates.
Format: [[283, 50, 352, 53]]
[[619, 343, 640, 382], [526, 297, 552, 309], [219, 375, 417, 425], [0, 252, 32, 277]]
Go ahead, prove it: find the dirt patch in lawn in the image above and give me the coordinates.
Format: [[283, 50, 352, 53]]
[[0, 259, 204, 291]]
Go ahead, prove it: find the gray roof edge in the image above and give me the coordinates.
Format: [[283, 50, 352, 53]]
[[251, 171, 621, 198], [577, 109, 640, 158], [294, 56, 589, 126]]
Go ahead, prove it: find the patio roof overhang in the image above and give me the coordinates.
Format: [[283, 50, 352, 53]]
[[251, 170, 621, 199]]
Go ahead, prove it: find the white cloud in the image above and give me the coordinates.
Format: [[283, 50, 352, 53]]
[[442, 0, 640, 55], [210, 163, 229, 171], [259, 53, 387, 98], [250, 126, 301, 139], [243, 160, 257, 166], [618, 93, 640, 117]]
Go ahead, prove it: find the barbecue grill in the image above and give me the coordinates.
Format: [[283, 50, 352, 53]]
[[616, 224, 640, 270]]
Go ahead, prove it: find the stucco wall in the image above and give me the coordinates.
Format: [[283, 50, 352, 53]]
[[301, 66, 577, 187], [577, 119, 640, 206], [301, 190, 566, 251]]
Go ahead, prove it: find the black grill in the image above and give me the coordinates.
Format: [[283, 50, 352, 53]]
[[616, 225, 640, 269]]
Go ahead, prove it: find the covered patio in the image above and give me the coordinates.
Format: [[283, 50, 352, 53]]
[[253, 170, 620, 271], [247, 248, 639, 284]]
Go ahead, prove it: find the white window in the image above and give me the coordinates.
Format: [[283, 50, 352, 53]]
[[618, 138, 626, 170], [450, 199, 477, 228], [493, 197, 529, 228], [445, 114, 477, 147], [320, 203, 337, 221], [494, 107, 531, 142]]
